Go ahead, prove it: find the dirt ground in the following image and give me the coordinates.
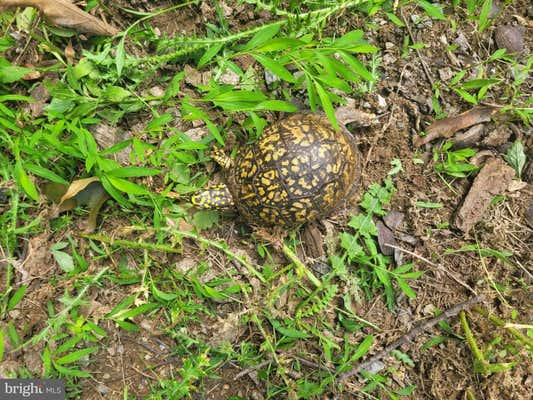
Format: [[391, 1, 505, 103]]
[[1, 1, 531, 399]]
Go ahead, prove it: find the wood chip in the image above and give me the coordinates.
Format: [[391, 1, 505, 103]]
[[415, 106, 499, 146], [454, 158, 515, 232]]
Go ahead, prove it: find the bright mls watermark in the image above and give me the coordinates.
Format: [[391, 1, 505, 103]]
[[0, 380, 65, 400]]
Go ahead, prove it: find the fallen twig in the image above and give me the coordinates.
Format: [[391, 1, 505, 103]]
[[384, 243, 477, 295], [401, 11, 434, 88], [339, 296, 482, 381]]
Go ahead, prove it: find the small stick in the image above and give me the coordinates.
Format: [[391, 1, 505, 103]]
[[384, 243, 477, 295], [282, 244, 322, 288], [234, 360, 271, 380], [339, 296, 482, 381], [400, 10, 435, 88]]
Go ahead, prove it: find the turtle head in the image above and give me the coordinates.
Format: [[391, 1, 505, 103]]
[[191, 184, 234, 209]]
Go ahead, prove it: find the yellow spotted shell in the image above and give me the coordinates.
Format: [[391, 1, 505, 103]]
[[229, 113, 359, 227]]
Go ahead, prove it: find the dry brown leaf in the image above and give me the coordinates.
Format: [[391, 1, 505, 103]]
[[415, 106, 499, 146], [58, 176, 99, 206], [376, 220, 396, 256], [454, 157, 515, 233], [44, 177, 109, 232], [1, 0, 118, 36], [64, 40, 75, 64], [301, 223, 325, 258], [383, 210, 404, 231]]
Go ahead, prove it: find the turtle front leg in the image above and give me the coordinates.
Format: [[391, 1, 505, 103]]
[[191, 184, 234, 209], [211, 147, 233, 170]]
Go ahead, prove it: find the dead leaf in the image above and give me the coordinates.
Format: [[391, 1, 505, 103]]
[[43, 177, 109, 232], [454, 158, 515, 232], [470, 150, 497, 167], [415, 106, 499, 146], [1, 0, 118, 36], [383, 210, 404, 231], [64, 39, 75, 64], [58, 176, 99, 205], [301, 223, 324, 258], [28, 82, 50, 117], [22, 66, 41, 80], [376, 221, 396, 256]]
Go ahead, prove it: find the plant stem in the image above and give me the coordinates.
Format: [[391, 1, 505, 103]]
[[282, 244, 321, 288], [173, 229, 266, 283], [138, 0, 366, 65], [81, 233, 182, 254], [460, 310, 490, 375], [473, 306, 533, 350], [81, 230, 266, 284]]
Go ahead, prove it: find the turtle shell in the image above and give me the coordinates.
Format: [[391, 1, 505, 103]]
[[228, 113, 359, 227]]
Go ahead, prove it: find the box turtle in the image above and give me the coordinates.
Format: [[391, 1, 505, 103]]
[[192, 113, 360, 228]]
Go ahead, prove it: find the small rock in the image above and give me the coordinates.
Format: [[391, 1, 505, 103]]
[[293, 70, 305, 80], [149, 86, 165, 97], [383, 53, 397, 65], [218, 69, 240, 85], [29, 82, 50, 117], [454, 32, 470, 52], [423, 303, 436, 316], [385, 42, 395, 50], [438, 67, 453, 81], [482, 125, 512, 147], [184, 126, 209, 141], [495, 25, 525, 53], [377, 94, 387, 110], [507, 180, 527, 192], [264, 70, 280, 86], [175, 257, 196, 274], [250, 390, 265, 400], [184, 65, 202, 86], [395, 232, 419, 246], [362, 360, 385, 375], [220, 1, 232, 17], [96, 384, 110, 395], [191, 118, 205, 128]]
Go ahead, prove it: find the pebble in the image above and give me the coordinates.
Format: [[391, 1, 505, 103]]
[[377, 94, 387, 109], [362, 360, 385, 374], [218, 69, 240, 85], [438, 67, 453, 81], [423, 303, 436, 316], [264, 70, 279, 86], [383, 53, 397, 65]]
